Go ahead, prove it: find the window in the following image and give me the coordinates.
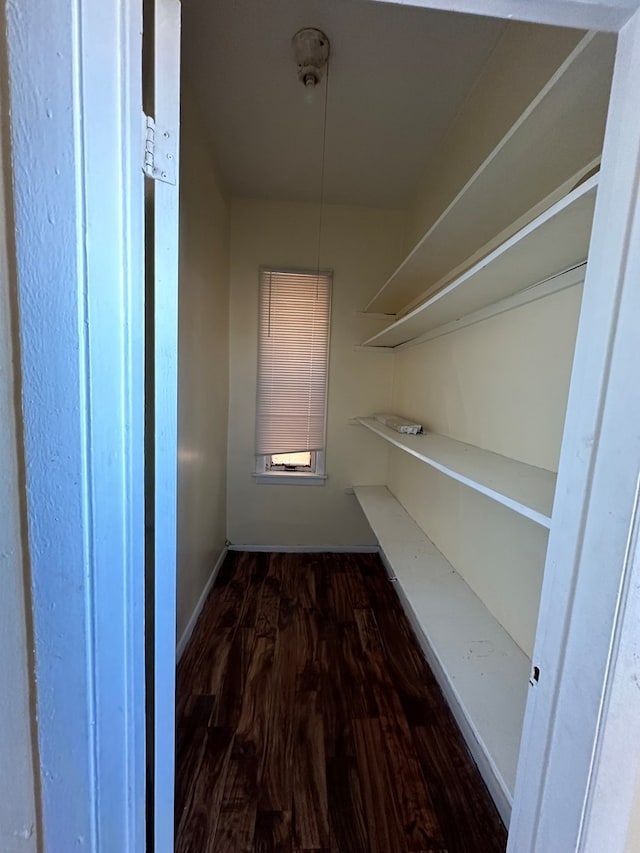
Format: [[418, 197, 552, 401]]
[[255, 268, 332, 484]]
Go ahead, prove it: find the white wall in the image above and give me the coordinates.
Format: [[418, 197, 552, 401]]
[[227, 199, 405, 547], [0, 35, 39, 851], [392, 285, 583, 471], [176, 89, 230, 640], [389, 285, 582, 657]]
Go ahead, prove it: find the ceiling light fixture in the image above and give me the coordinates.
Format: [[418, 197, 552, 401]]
[[292, 27, 330, 90]]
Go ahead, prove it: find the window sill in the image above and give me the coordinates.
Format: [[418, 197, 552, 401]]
[[254, 472, 327, 486]]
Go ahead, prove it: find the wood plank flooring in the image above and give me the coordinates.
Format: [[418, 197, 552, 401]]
[[175, 551, 507, 852]]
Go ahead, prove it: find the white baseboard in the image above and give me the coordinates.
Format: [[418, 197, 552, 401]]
[[176, 546, 228, 662], [227, 544, 380, 554]]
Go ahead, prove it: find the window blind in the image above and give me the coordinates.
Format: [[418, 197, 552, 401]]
[[256, 268, 332, 456]]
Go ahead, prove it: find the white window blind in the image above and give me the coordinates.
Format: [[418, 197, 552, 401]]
[[256, 268, 332, 457]]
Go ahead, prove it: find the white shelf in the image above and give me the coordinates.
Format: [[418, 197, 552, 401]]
[[363, 174, 597, 348], [357, 417, 555, 528], [353, 485, 530, 823], [364, 32, 613, 315]]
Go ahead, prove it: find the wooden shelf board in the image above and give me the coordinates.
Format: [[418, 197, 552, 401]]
[[364, 175, 597, 348], [357, 417, 555, 527], [353, 485, 531, 821], [364, 32, 613, 315]]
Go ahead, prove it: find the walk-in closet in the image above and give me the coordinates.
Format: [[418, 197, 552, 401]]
[[174, 0, 617, 847]]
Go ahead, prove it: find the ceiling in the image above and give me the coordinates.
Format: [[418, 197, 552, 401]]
[[182, 0, 506, 208]]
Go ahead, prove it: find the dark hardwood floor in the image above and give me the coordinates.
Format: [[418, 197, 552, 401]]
[[175, 551, 507, 852]]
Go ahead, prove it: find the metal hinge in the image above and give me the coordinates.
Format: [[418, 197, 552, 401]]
[[143, 113, 177, 185]]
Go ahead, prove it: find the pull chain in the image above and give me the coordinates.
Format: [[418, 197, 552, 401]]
[[316, 60, 330, 299]]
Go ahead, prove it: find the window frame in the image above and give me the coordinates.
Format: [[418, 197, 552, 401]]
[[254, 266, 332, 486], [255, 449, 327, 485]]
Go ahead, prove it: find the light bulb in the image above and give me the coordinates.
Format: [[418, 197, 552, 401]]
[[304, 75, 317, 106]]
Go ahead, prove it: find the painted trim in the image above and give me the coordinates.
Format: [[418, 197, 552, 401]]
[[227, 545, 380, 553], [580, 476, 640, 853], [254, 474, 327, 486], [508, 8, 640, 851], [176, 548, 228, 662], [6, 0, 145, 849], [580, 479, 640, 851], [151, 1, 182, 850]]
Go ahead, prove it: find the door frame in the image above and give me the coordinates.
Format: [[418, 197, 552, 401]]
[[5, 0, 640, 850], [6, 0, 146, 849], [148, 1, 182, 850]]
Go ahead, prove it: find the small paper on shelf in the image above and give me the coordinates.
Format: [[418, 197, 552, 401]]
[[373, 413, 423, 435]]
